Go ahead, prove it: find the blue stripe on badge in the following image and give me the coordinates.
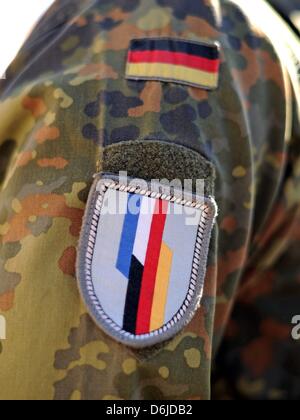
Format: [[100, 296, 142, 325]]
[[116, 194, 142, 279]]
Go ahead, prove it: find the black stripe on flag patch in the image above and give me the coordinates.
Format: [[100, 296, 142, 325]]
[[123, 255, 144, 334], [130, 38, 220, 60]]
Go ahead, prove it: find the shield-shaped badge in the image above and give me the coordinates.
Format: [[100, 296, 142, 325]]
[[77, 175, 217, 348]]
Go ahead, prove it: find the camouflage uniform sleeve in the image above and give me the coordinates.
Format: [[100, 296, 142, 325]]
[[0, 0, 299, 400]]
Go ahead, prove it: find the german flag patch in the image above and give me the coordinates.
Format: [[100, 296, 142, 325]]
[[126, 38, 221, 90]]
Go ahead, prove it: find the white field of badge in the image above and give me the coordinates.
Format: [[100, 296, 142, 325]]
[[77, 174, 217, 348]]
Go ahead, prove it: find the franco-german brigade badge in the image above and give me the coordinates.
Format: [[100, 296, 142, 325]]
[[77, 175, 217, 348]]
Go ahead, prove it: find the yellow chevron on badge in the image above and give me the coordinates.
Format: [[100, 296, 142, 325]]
[[150, 242, 173, 332]]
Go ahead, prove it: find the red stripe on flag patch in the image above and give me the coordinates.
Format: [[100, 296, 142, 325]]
[[128, 50, 220, 73], [135, 199, 168, 335]]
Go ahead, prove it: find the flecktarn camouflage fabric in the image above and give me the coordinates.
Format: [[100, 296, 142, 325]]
[[0, 0, 300, 400]]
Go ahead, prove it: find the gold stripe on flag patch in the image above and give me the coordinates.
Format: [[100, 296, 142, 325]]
[[126, 62, 219, 89]]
